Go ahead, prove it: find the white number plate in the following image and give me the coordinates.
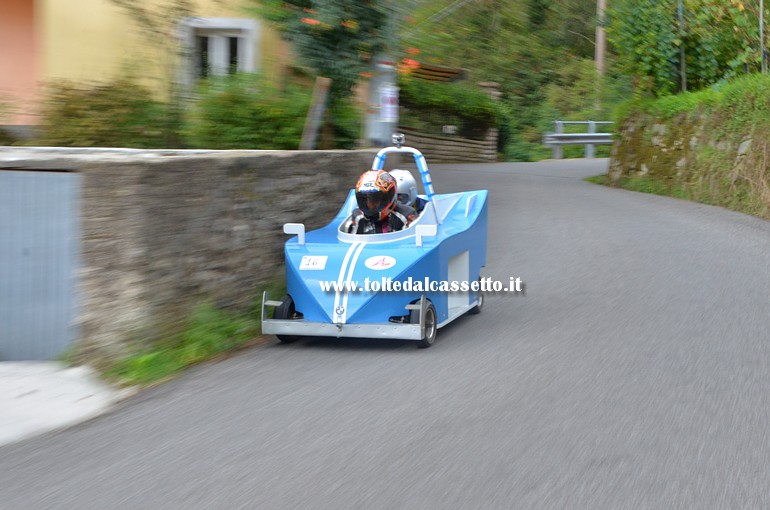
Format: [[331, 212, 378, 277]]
[[299, 255, 328, 270]]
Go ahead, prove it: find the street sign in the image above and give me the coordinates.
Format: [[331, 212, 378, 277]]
[[379, 85, 399, 123]]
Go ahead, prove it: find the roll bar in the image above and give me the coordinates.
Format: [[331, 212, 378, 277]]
[[371, 133, 436, 201]]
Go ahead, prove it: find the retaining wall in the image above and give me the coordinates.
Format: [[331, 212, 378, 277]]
[[397, 127, 498, 163], [0, 148, 376, 362]]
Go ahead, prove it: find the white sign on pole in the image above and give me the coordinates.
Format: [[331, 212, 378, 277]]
[[379, 86, 399, 122]]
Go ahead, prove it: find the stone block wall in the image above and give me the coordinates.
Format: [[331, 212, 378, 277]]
[[0, 148, 376, 362], [607, 109, 770, 220], [396, 127, 498, 163]]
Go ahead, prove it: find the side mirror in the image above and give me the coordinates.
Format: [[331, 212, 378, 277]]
[[283, 223, 305, 245], [415, 224, 437, 247]]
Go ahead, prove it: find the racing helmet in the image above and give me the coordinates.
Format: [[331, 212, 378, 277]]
[[389, 169, 418, 208], [355, 170, 397, 221]]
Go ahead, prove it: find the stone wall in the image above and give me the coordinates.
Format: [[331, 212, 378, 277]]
[[393, 82, 501, 164], [609, 113, 700, 183], [608, 109, 770, 219], [0, 148, 376, 362]]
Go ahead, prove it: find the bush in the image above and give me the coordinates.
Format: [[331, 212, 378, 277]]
[[630, 73, 770, 122], [326, 98, 361, 150], [398, 76, 501, 139], [105, 302, 260, 385], [610, 72, 770, 220], [35, 79, 171, 148], [0, 128, 15, 146], [185, 74, 312, 150], [644, 88, 718, 119]]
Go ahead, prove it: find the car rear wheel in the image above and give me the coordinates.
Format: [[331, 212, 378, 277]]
[[273, 295, 300, 343], [468, 277, 483, 315], [411, 302, 437, 348]]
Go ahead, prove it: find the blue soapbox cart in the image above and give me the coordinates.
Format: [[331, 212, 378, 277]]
[[261, 135, 488, 347]]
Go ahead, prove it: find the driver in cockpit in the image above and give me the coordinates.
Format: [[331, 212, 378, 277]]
[[342, 170, 417, 234]]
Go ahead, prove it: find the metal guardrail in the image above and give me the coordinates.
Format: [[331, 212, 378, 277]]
[[543, 121, 613, 159]]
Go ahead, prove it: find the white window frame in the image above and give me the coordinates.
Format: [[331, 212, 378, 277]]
[[178, 18, 260, 89]]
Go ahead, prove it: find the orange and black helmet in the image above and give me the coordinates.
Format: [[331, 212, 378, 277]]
[[355, 170, 397, 221]]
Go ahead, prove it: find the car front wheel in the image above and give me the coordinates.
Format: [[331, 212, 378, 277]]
[[411, 302, 437, 348], [468, 277, 483, 315], [273, 295, 300, 343]]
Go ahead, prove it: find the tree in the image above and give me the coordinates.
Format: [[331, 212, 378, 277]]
[[538, 0, 598, 59], [607, 0, 681, 96], [686, 0, 764, 77], [608, 0, 769, 96], [253, 0, 388, 103], [251, 1, 389, 147], [400, 0, 617, 160]]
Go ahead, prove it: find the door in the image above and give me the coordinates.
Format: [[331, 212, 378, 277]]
[[0, 170, 80, 360]]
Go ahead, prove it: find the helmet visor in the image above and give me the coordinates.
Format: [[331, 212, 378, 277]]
[[356, 190, 390, 219]]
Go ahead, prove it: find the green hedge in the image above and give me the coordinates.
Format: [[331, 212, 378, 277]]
[[29, 74, 360, 150], [35, 79, 171, 148], [398, 76, 502, 139], [184, 75, 312, 150], [622, 74, 770, 127]]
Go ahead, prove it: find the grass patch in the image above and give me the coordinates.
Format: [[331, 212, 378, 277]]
[[104, 278, 287, 386], [584, 174, 608, 185], [587, 174, 690, 201], [105, 303, 261, 386], [646, 88, 718, 119], [619, 176, 670, 195]]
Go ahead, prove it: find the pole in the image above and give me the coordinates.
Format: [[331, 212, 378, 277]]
[[678, 0, 686, 91], [759, 0, 767, 74], [364, 1, 399, 146], [300, 77, 331, 150], [762, 0, 767, 73], [586, 121, 596, 158], [595, 0, 606, 76]]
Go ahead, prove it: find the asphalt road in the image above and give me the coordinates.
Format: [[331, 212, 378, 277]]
[[4, 158, 770, 509]]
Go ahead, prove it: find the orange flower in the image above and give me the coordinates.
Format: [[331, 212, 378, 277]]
[[398, 58, 420, 74], [301, 17, 321, 25], [360, 71, 373, 78], [406, 47, 420, 55]]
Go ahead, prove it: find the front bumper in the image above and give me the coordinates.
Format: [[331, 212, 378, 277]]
[[261, 292, 425, 340]]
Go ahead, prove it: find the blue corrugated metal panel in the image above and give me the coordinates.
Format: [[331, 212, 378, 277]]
[[0, 170, 80, 360]]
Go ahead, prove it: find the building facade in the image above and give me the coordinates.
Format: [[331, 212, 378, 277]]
[[0, 0, 284, 127]]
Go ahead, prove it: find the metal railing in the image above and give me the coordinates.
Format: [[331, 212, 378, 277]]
[[543, 121, 614, 159]]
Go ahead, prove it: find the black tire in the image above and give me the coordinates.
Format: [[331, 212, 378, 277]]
[[273, 295, 300, 343], [468, 277, 483, 315], [411, 302, 437, 348]]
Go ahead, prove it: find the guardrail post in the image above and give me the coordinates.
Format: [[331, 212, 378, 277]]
[[553, 121, 563, 159], [586, 121, 595, 158], [544, 120, 613, 158]]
